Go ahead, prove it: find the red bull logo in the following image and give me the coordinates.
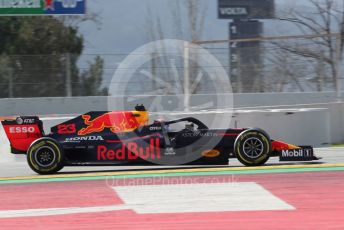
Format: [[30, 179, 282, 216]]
[[78, 111, 149, 135], [272, 140, 299, 151], [44, 0, 55, 10], [97, 138, 161, 161]]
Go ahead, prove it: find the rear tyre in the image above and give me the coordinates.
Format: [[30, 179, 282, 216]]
[[234, 129, 271, 166], [27, 138, 64, 175]]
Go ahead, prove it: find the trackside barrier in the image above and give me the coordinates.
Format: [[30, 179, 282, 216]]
[[0, 92, 343, 116]]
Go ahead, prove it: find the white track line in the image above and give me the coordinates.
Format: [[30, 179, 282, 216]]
[[0, 205, 130, 218], [0, 182, 294, 218]]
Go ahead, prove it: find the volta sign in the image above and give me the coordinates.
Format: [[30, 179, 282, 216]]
[[218, 0, 275, 19]]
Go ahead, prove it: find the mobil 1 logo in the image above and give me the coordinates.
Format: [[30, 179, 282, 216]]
[[279, 147, 315, 161]]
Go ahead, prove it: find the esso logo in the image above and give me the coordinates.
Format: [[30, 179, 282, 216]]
[[9, 126, 36, 134]]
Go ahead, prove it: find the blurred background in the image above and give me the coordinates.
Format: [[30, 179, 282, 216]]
[[0, 0, 344, 98], [1, 0, 344, 150]]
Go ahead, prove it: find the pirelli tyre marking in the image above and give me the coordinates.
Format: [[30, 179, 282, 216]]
[[27, 139, 64, 174], [234, 129, 271, 166]]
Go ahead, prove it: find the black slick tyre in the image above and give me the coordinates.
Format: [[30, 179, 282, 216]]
[[234, 128, 271, 166], [27, 137, 64, 174]]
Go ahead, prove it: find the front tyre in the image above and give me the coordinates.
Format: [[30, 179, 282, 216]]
[[234, 129, 271, 166], [27, 138, 64, 174]]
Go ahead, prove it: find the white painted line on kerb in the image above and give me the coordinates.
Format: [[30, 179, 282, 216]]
[[113, 182, 295, 213], [0, 205, 130, 218], [0, 182, 294, 218]]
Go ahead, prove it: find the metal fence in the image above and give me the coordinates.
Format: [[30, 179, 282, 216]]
[[197, 33, 344, 94], [0, 34, 343, 98]]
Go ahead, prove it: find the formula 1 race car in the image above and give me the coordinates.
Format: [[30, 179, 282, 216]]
[[1, 105, 320, 174]]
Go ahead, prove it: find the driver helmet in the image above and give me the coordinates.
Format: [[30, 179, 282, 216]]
[[185, 123, 194, 131]]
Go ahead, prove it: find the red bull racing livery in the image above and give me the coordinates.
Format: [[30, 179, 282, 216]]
[[1, 105, 320, 174]]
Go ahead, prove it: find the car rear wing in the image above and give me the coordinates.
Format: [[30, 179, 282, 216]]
[[1, 116, 44, 154]]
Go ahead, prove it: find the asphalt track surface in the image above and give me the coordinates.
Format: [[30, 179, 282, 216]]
[[0, 147, 343, 230], [0, 147, 343, 178]]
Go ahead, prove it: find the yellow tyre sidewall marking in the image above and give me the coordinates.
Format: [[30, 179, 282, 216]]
[[28, 140, 62, 172], [236, 132, 270, 165]]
